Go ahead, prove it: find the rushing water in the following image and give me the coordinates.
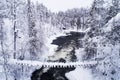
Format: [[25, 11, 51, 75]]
[[31, 31, 85, 80]]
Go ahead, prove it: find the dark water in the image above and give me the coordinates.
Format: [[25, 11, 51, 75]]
[[52, 31, 85, 46], [31, 32, 85, 80], [31, 67, 75, 80]]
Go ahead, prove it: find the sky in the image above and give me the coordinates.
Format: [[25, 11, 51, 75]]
[[32, 0, 94, 12]]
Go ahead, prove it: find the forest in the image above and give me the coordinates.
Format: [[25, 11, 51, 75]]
[[0, 0, 120, 80]]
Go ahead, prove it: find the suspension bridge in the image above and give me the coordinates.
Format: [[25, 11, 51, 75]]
[[0, 58, 98, 68]]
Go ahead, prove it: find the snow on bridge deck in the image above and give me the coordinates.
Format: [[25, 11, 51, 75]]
[[0, 57, 98, 68], [6, 59, 98, 68]]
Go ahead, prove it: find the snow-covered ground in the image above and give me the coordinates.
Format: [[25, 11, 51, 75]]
[[66, 67, 93, 80]]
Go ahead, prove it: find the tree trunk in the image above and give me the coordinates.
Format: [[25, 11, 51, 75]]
[[0, 18, 8, 80], [13, 0, 17, 59]]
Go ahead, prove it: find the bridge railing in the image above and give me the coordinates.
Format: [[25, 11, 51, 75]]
[[0, 58, 98, 68]]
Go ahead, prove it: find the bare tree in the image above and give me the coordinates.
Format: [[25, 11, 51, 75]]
[[13, 0, 17, 59]]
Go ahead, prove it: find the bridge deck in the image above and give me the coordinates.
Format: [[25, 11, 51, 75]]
[[5, 59, 98, 68]]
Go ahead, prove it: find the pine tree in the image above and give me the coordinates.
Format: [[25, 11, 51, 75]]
[[27, 0, 39, 60]]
